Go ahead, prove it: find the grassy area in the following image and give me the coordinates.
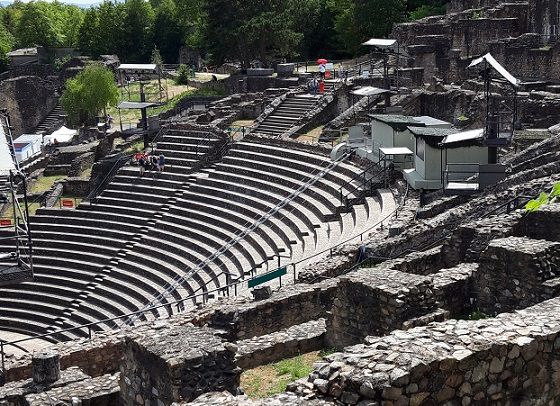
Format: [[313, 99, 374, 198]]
[[108, 81, 226, 129], [297, 126, 324, 143], [29, 175, 67, 194], [81, 166, 93, 179], [1, 201, 42, 220], [241, 352, 325, 399]]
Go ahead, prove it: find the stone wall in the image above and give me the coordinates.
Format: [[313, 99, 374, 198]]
[[475, 236, 560, 314], [209, 279, 338, 340], [0, 367, 119, 406], [235, 319, 326, 370], [68, 151, 95, 177], [303, 295, 560, 405], [326, 268, 438, 348], [0, 76, 58, 135], [62, 177, 92, 197], [120, 324, 239, 405]]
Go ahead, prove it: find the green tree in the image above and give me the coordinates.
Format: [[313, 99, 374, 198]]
[[327, 0, 406, 56], [78, 8, 101, 57], [152, 0, 183, 63], [61, 64, 119, 126], [205, 0, 302, 67], [15, 1, 61, 47], [0, 22, 14, 71], [122, 0, 155, 62]]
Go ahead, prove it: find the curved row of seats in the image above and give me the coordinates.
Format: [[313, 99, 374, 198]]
[[0, 128, 394, 348]]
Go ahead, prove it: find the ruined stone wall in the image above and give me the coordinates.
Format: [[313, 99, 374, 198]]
[[327, 268, 437, 348], [0, 367, 119, 406], [304, 296, 560, 405], [475, 236, 560, 314], [210, 279, 338, 340], [528, 0, 559, 34], [0, 76, 58, 135], [120, 324, 239, 405]]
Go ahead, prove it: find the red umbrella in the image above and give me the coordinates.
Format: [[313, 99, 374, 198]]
[[317, 58, 328, 65]]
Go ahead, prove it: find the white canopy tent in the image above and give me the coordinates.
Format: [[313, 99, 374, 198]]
[[362, 39, 397, 48], [441, 128, 485, 146], [351, 86, 389, 97], [44, 126, 78, 145], [0, 125, 15, 176], [468, 53, 520, 87]]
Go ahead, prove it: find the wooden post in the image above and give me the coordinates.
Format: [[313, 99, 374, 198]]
[[32, 350, 60, 385]]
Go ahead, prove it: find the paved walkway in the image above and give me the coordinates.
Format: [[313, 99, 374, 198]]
[[0, 330, 50, 358]]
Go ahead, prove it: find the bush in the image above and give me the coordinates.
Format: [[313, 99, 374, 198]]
[[175, 64, 190, 85], [408, 4, 446, 21]]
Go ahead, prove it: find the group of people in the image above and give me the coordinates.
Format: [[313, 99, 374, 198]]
[[309, 62, 348, 95], [309, 75, 325, 95], [136, 152, 165, 176]]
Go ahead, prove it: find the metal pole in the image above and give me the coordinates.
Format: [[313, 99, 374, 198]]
[[1, 341, 5, 380], [293, 264, 296, 283]]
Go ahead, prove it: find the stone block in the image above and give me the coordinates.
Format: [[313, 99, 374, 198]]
[[475, 236, 560, 313], [119, 324, 240, 405], [246, 69, 274, 77]]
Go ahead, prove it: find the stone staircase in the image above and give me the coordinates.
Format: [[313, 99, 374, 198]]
[[252, 94, 321, 136], [35, 104, 65, 135]]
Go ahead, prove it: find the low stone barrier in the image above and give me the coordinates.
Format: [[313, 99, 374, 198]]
[[304, 296, 560, 405], [475, 236, 560, 314], [235, 319, 326, 370], [120, 324, 239, 405], [326, 268, 437, 348]]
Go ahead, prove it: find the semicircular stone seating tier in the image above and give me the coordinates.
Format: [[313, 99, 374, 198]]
[[0, 128, 396, 348]]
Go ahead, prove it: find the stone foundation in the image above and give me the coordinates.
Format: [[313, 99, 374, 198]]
[[475, 236, 560, 314], [304, 296, 560, 405], [327, 268, 437, 348], [0, 367, 119, 406], [120, 323, 239, 405]]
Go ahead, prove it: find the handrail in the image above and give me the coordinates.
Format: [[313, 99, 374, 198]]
[[86, 155, 131, 203]]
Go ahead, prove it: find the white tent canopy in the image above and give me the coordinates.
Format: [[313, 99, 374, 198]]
[[441, 128, 485, 145], [118, 64, 158, 72], [362, 39, 397, 48], [351, 86, 389, 97], [44, 126, 78, 145], [468, 53, 520, 87], [0, 125, 16, 176]]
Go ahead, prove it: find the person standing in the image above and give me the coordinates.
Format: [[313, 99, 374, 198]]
[[319, 63, 326, 80], [319, 79, 325, 94], [158, 153, 165, 172], [138, 154, 146, 177], [310, 76, 318, 95]]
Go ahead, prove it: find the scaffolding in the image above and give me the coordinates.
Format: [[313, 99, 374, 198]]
[[0, 112, 33, 286]]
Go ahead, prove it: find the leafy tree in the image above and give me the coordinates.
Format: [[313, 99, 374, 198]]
[[152, 0, 183, 63], [328, 0, 405, 56], [0, 22, 14, 71], [151, 46, 163, 69], [16, 2, 61, 47], [205, 0, 302, 67], [525, 183, 560, 212], [175, 63, 190, 85], [121, 0, 155, 62], [408, 4, 446, 20], [78, 8, 101, 57], [61, 64, 119, 126]]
